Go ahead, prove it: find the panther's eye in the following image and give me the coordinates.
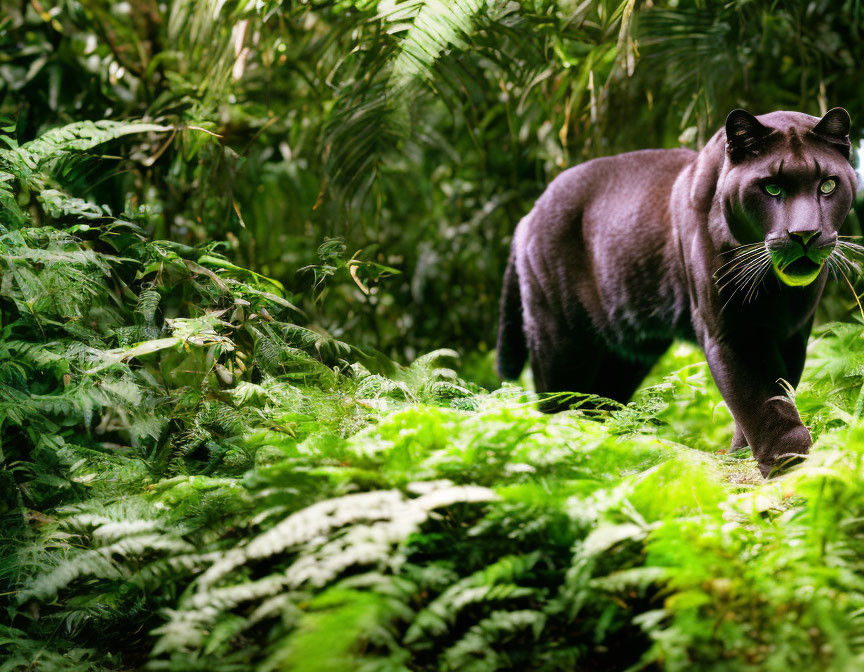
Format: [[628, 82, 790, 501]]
[[820, 178, 837, 195], [763, 183, 783, 197]]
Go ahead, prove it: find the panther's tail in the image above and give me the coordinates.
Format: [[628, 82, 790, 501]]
[[497, 251, 527, 379]]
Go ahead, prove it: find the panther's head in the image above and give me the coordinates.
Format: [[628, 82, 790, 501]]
[[694, 108, 858, 289]]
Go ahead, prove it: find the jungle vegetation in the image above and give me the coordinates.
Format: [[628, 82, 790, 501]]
[[3, 1, 864, 670]]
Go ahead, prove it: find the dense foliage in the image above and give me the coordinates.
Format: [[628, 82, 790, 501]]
[[3, 1, 864, 671], [2, 0, 863, 361]]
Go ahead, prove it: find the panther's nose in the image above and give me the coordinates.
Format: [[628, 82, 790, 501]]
[[788, 229, 821, 248]]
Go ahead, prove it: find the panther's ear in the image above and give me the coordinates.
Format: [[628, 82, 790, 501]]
[[725, 109, 771, 160], [811, 107, 852, 159]]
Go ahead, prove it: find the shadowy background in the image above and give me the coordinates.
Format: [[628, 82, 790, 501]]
[[2, 0, 862, 384]]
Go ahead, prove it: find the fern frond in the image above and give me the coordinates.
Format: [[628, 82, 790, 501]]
[[441, 609, 547, 672], [404, 552, 540, 644], [19, 534, 195, 603]]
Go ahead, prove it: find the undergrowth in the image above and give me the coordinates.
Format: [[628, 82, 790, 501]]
[[4, 119, 864, 672]]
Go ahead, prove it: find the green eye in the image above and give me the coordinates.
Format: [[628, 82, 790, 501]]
[[820, 178, 837, 195], [764, 183, 783, 197]]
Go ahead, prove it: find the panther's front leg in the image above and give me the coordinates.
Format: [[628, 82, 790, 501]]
[[702, 332, 811, 477], [728, 325, 812, 456]]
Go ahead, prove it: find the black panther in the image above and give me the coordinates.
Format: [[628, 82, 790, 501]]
[[497, 108, 859, 476]]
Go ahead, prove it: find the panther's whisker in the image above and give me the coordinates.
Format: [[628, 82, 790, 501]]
[[715, 248, 769, 284], [719, 251, 770, 297], [831, 248, 861, 275], [716, 259, 760, 285], [719, 259, 770, 296], [836, 241, 864, 258], [717, 249, 767, 263], [741, 256, 773, 300], [738, 259, 772, 292], [746, 269, 772, 304], [836, 252, 861, 265], [836, 258, 856, 279], [714, 246, 767, 276], [717, 242, 766, 257], [720, 258, 768, 313], [718, 259, 763, 293], [826, 254, 861, 292], [731, 249, 770, 280], [717, 263, 756, 288], [744, 258, 773, 303]]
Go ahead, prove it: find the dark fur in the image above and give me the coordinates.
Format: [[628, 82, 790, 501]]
[[498, 108, 858, 476]]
